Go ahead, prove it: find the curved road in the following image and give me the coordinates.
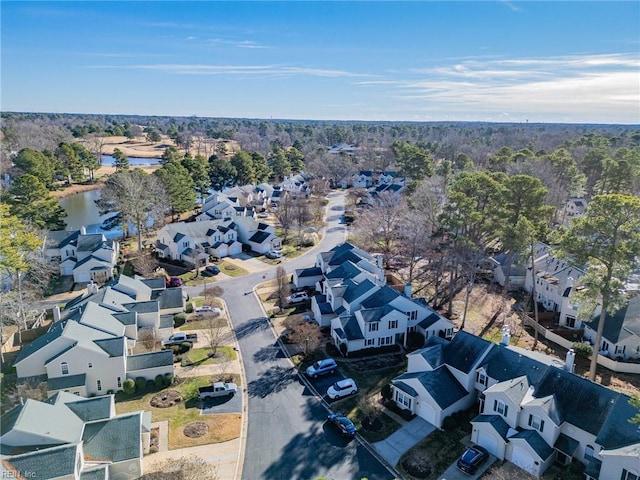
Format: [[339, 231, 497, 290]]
[[205, 191, 394, 480]]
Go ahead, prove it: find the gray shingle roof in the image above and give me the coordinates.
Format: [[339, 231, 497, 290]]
[[360, 285, 399, 308], [586, 295, 640, 344], [342, 279, 376, 304], [126, 350, 173, 371], [418, 312, 440, 329], [471, 414, 511, 440], [480, 343, 551, 384], [80, 466, 108, 480], [158, 288, 184, 310], [443, 331, 491, 374], [47, 373, 87, 391], [360, 305, 394, 323], [296, 267, 323, 278], [325, 261, 362, 280], [339, 315, 364, 341], [511, 429, 554, 459], [534, 367, 619, 436], [3, 443, 79, 479], [94, 337, 125, 357], [554, 433, 580, 456], [595, 394, 640, 449], [82, 412, 141, 462], [249, 231, 270, 244], [14, 320, 66, 364], [393, 380, 418, 397], [159, 314, 175, 329], [395, 366, 468, 409], [122, 300, 158, 314], [64, 396, 113, 422]]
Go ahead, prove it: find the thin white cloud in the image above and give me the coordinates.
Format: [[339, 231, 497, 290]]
[[382, 53, 640, 123], [86, 63, 372, 78], [207, 38, 271, 49]]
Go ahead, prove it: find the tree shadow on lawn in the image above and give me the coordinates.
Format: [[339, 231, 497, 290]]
[[247, 365, 298, 398]]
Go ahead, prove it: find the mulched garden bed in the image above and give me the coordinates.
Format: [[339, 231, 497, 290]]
[[150, 390, 183, 408], [183, 422, 209, 438]]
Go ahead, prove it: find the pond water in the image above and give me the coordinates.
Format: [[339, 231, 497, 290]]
[[58, 189, 124, 239], [100, 154, 161, 166]]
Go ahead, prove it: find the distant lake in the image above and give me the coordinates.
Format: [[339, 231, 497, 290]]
[[101, 154, 161, 166]]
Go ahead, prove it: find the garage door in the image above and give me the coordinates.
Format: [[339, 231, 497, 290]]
[[477, 431, 499, 457], [511, 446, 535, 474], [417, 401, 436, 425]]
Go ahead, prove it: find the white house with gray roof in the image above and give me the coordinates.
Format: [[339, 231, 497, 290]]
[[302, 242, 454, 352], [197, 191, 256, 222], [13, 276, 177, 397], [44, 228, 119, 284], [1, 392, 150, 480], [391, 330, 640, 479], [232, 216, 281, 254], [156, 219, 243, 264]]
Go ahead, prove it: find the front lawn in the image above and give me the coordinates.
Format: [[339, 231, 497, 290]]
[[218, 260, 248, 277], [397, 428, 468, 480], [180, 346, 237, 367], [338, 357, 407, 394], [115, 375, 241, 450]]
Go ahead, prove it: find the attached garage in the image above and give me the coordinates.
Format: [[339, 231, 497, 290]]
[[417, 401, 436, 425], [478, 431, 500, 458], [510, 446, 536, 475]]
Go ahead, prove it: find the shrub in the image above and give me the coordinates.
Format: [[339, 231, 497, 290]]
[[155, 374, 165, 388], [381, 384, 393, 401], [123, 379, 136, 395], [146, 379, 156, 389], [339, 343, 348, 357], [406, 331, 425, 351], [180, 342, 192, 352], [442, 415, 458, 431], [572, 342, 593, 359], [106, 389, 115, 395], [185, 302, 194, 314], [400, 408, 414, 421], [174, 312, 187, 327], [174, 355, 182, 363], [135, 377, 147, 391], [164, 373, 174, 385]]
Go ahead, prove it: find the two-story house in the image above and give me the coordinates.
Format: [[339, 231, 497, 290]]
[[390, 330, 640, 479], [301, 242, 454, 353], [232, 217, 282, 254], [156, 219, 243, 263], [197, 192, 256, 222], [13, 276, 178, 397], [1, 392, 151, 479], [44, 228, 119, 284]]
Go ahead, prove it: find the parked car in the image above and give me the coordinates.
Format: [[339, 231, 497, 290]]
[[327, 378, 358, 399], [456, 445, 489, 475], [306, 358, 337, 378], [204, 265, 220, 276], [161, 332, 198, 347], [266, 250, 282, 259], [195, 305, 222, 314], [286, 291, 309, 304], [166, 276, 183, 288], [257, 212, 269, 218], [327, 413, 357, 437], [198, 381, 238, 399]]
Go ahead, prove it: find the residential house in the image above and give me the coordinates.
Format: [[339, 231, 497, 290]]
[[301, 242, 454, 351], [44, 228, 119, 284], [156, 219, 243, 264], [390, 330, 640, 479], [491, 242, 549, 291], [13, 276, 178, 397], [1, 392, 150, 479], [233, 217, 282, 254], [524, 244, 587, 328], [281, 173, 310, 198], [196, 192, 256, 222], [584, 294, 640, 361]]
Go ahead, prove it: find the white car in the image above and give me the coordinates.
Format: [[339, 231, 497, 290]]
[[257, 212, 269, 218], [286, 291, 309, 304], [195, 305, 222, 314], [266, 249, 282, 259], [327, 378, 358, 399]]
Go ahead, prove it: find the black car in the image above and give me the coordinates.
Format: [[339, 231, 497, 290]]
[[327, 413, 357, 437], [457, 445, 489, 474], [204, 265, 220, 276]]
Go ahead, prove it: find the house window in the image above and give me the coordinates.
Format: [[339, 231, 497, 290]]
[[494, 399, 508, 417], [61, 362, 69, 375], [183, 241, 190, 248], [395, 391, 412, 409], [389, 320, 398, 329], [584, 445, 595, 460], [88, 362, 93, 368], [476, 372, 487, 386], [615, 345, 626, 355], [97, 380, 102, 391], [368, 323, 379, 332], [405, 310, 418, 321], [66, 249, 73, 257], [378, 336, 393, 346], [365, 338, 375, 347], [621, 469, 640, 480], [117, 377, 122, 388], [528, 414, 545, 432], [566, 316, 576, 328]]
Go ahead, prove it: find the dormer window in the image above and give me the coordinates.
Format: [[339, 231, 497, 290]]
[[494, 399, 508, 417], [528, 414, 544, 432], [621, 470, 639, 480], [183, 241, 190, 248], [476, 371, 487, 386]]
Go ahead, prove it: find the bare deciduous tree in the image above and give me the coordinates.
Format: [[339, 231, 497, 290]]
[[273, 194, 294, 244], [286, 318, 322, 357], [130, 251, 159, 278], [275, 266, 289, 311], [138, 328, 157, 352], [201, 312, 225, 357]]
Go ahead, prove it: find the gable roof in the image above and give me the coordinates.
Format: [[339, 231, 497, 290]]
[[595, 394, 640, 449], [511, 429, 554, 460], [359, 285, 399, 308], [3, 443, 80, 479], [342, 278, 377, 304], [586, 295, 640, 343], [480, 343, 553, 384], [82, 412, 142, 463], [442, 331, 491, 374], [126, 350, 173, 371], [395, 366, 468, 409], [471, 414, 511, 440]]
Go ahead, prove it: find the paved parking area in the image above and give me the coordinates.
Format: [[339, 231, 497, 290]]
[[372, 416, 435, 466], [200, 392, 242, 414], [437, 454, 496, 480], [304, 370, 348, 402]]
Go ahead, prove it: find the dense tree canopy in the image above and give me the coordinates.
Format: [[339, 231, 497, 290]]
[[6, 174, 67, 230]]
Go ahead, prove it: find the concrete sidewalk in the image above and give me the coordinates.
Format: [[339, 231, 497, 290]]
[[373, 416, 436, 467]]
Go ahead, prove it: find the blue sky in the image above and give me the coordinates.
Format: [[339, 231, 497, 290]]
[[2, 1, 639, 124]]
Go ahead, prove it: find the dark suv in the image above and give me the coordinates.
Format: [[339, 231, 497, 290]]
[[457, 445, 489, 474]]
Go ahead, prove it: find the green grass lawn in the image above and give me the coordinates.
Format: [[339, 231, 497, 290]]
[[114, 375, 241, 449], [180, 315, 227, 331], [180, 346, 237, 366], [218, 260, 248, 277]]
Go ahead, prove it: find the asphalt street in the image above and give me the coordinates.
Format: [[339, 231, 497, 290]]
[[209, 191, 395, 480]]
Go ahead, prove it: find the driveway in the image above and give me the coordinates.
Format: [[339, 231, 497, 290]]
[[372, 416, 436, 467], [438, 454, 496, 480], [201, 391, 243, 414]]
